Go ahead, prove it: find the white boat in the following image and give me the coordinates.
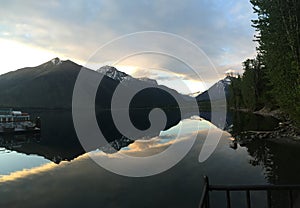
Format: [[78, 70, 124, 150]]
[[0, 108, 40, 134]]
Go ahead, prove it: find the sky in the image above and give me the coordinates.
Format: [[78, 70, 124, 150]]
[[0, 0, 257, 93]]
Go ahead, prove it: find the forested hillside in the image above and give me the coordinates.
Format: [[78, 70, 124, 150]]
[[229, 0, 300, 124]]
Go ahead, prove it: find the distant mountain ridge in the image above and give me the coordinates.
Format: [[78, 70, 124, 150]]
[[0, 58, 192, 110], [97, 65, 131, 82], [196, 76, 231, 101], [97, 65, 158, 85]]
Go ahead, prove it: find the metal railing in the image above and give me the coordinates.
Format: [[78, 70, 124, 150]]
[[199, 176, 300, 208]]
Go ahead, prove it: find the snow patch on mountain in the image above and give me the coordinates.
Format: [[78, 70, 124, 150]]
[[97, 66, 159, 87], [138, 77, 158, 85], [51, 57, 62, 65]]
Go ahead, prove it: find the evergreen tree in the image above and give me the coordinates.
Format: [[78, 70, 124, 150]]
[[229, 75, 243, 109], [249, 0, 300, 123]]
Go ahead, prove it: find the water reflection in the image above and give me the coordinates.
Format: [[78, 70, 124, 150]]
[[245, 140, 300, 183], [0, 134, 82, 164], [1, 109, 300, 207], [225, 111, 300, 185], [0, 117, 209, 183], [225, 112, 300, 207], [0, 117, 268, 208], [227, 111, 279, 135], [0, 106, 204, 163]]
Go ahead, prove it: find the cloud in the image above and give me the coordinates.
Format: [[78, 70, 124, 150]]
[[0, 162, 58, 182], [0, 0, 257, 89]]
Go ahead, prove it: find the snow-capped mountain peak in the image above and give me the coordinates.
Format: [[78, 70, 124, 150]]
[[97, 65, 132, 82]]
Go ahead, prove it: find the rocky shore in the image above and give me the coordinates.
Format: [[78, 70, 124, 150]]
[[235, 121, 300, 146], [233, 107, 300, 146]]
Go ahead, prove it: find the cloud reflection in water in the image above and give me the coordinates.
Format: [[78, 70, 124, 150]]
[[0, 117, 214, 183]]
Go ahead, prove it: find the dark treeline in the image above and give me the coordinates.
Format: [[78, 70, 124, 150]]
[[229, 0, 300, 124]]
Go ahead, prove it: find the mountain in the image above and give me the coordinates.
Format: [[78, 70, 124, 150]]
[[0, 57, 81, 108], [96, 65, 193, 106], [0, 58, 196, 130], [196, 76, 231, 102], [0, 58, 192, 110]]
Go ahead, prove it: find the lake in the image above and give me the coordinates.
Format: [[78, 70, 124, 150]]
[[0, 110, 299, 208]]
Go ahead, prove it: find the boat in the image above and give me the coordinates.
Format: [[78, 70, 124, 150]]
[[0, 108, 40, 134]]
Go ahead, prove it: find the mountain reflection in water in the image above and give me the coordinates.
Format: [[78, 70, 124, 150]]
[[0, 109, 277, 163], [0, 108, 183, 164]]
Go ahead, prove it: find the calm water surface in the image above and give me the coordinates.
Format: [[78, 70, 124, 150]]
[[0, 110, 299, 208]]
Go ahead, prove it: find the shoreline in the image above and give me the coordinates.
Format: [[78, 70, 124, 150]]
[[232, 107, 300, 145], [231, 107, 283, 120], [253, 107, 284, 120]]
